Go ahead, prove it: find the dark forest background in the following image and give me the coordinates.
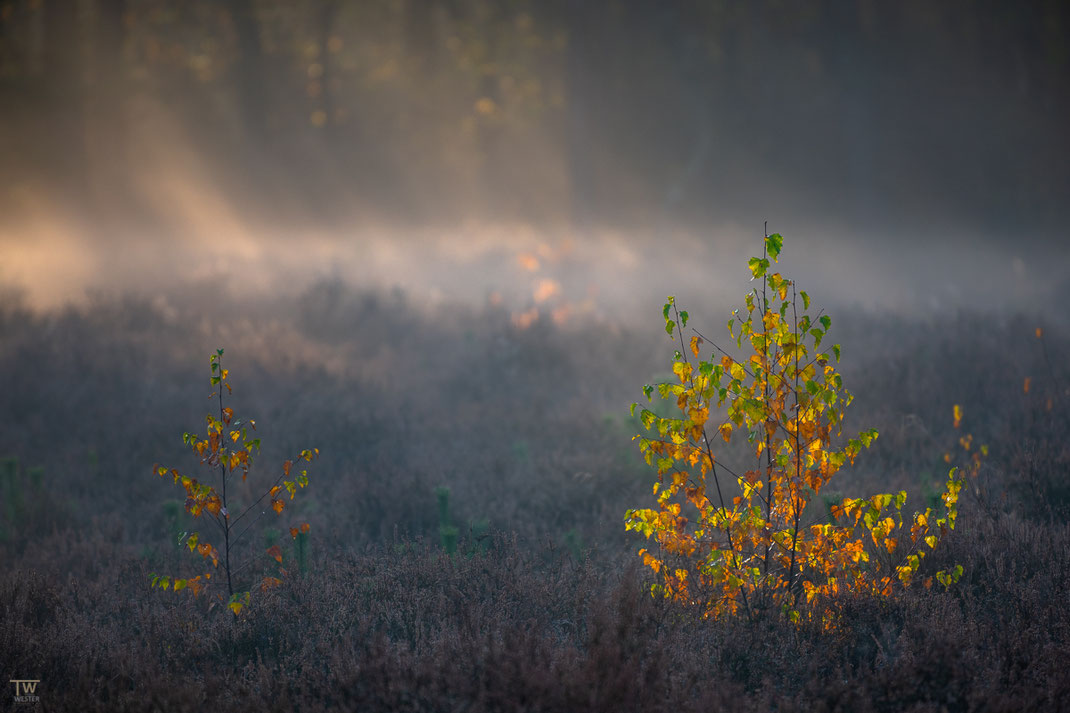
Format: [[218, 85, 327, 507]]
[[2, 0, 1069, 236]]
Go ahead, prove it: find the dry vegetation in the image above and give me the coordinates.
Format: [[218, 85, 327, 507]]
[[1, 282, 1068, 711]]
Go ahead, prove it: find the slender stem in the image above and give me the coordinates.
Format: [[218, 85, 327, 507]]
[[230, 507, 267, 550], [672, 300, 752, 620], [761, 226, 773, 579], [787, 284, 803, 603], [217, 355, 234, 597]]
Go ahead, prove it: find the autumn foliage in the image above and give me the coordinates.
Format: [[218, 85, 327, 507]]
[[151, 349, 318, 614], [626, 234, 965, 624]]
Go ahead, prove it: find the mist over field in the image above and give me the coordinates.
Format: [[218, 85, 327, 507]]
[[2, 2, 1070, 711], [1, 0, 1068, 320]]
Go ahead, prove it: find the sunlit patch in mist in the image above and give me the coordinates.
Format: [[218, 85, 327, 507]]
[[516, 253, 540, 271], [511, 307, 539, 330], [0, 195, 98, 309], [533, 278, 560, 303]]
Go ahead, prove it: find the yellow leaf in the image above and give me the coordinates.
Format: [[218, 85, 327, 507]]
[[228, 601, 243, 615], [953, 404, 963, 429], [925, 535, 937, 549], [672, 361, 692, 382], [719, 423, 732, 443], [690, 336, 702, 357]]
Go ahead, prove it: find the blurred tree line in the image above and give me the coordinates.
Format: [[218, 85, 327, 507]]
[[0, 0, 1067, 235]]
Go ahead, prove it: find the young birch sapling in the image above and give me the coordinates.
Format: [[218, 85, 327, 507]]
[[626, 233, 965, 626], [151, 349, 318, 614]]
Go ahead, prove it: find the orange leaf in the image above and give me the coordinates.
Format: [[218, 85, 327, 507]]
[[289, 527, 299, 539], [301, 523, 310, 534], [283, 460, 292, 477], [690, 336, 702, 357], [266, 545, 283, 564], [261, 576, 283, 591], [272, 499, 284, 514]]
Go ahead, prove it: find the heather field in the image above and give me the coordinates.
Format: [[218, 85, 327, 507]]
[[1, 281, 1068, 712]]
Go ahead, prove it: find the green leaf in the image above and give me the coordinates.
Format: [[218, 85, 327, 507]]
[[748, 257, 769, 279], [679, 310, 689, 328], [800, 291, 810, 310], [819, 315, 831, 330], [766, 233, 784, 261], [832, 344, 841, 361]]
